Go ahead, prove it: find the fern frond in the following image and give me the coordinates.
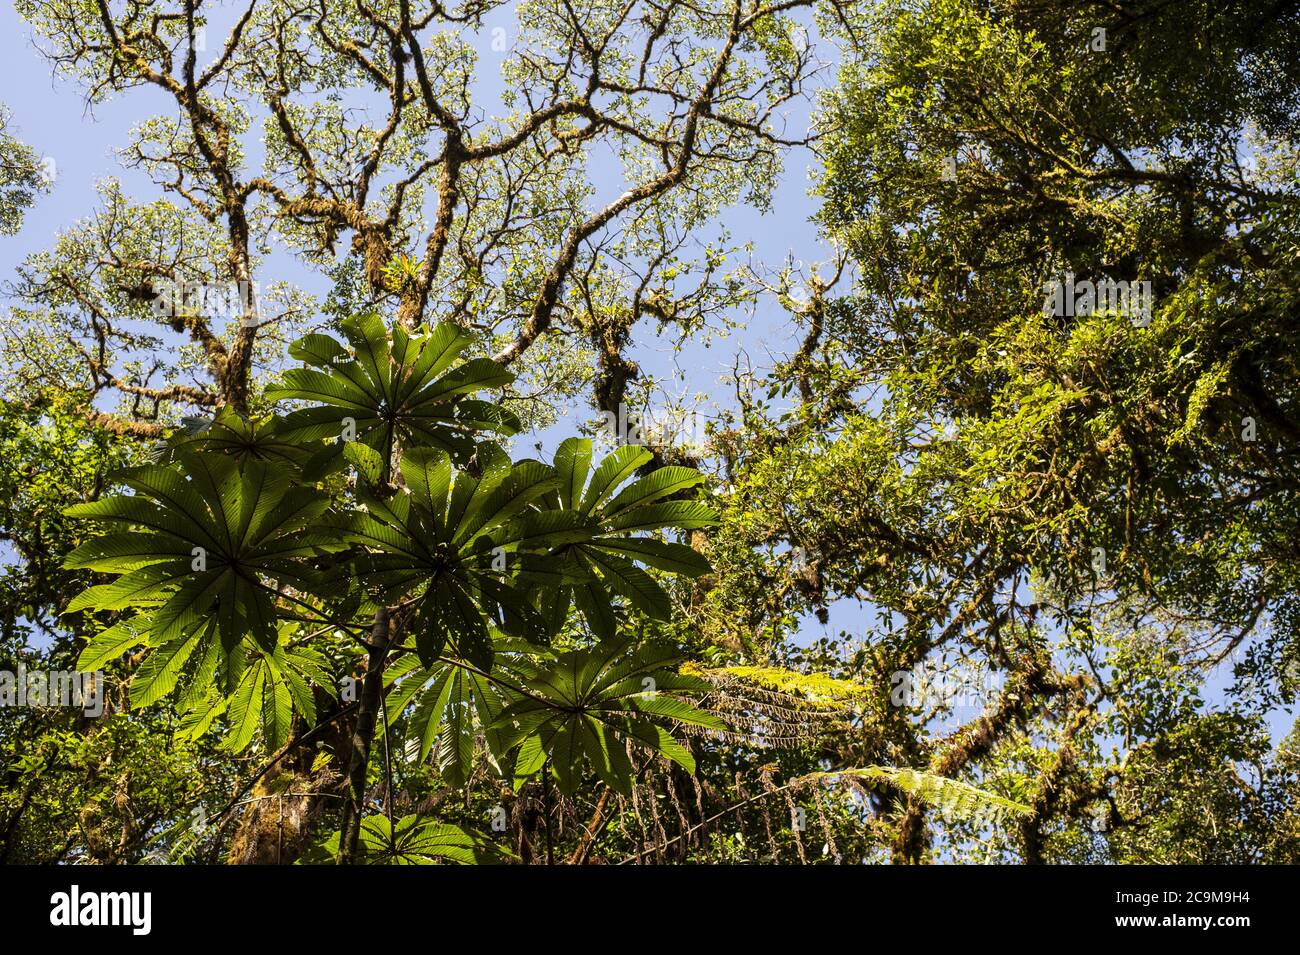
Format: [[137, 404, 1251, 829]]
[[804, 766, 1032, 824], [683, 664, 862, 750], [699, 665, 872, 707]]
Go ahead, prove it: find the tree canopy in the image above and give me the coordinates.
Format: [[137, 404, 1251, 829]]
[[1, 0, 1296, 866]]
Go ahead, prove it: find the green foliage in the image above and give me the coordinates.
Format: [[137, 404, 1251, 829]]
[[494, 638, 724, 795], [267, 313, 520, 477], [692, 0, 1300, 863], [811, 767, 1031, 824], [7, 0, 1297, 867], [64, 451, 338, 653], [0, 705, 236, 864], [0, 103, 46, 235], [300, 814, 509, 865], [706, 665, 873, 708], [347, 445, 559, 670], [161, 406, 317, 470], [59, 314, 722, 858], [0, 395, 142, 638], [538, 438, 716, 639], [384, 651, 510, 788], [174, 626, 334, 754]]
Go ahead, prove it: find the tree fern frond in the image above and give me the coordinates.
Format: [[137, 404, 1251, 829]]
[[698, 665, 871, 707], [805, 767, 1032, 824]]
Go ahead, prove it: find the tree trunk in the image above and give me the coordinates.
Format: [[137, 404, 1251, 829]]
[[337, 607, 392, 864]]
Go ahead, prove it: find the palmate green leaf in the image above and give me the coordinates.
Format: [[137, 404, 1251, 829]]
[[64, 532, 194, 573], [176, 626, 242, 708], [602, 466, 707, 517], [263, 674, 295, 751], [343, 441, 383, 484], [554, 437, 593, 509], [299, 815, 510, 865], [115, 463, 224, 548], [584, 640, 715, 700], [507, 511, 593, 552], [288, 331, 350, 366], [377, 816, 510, 865], [618, 717, 697, 774], [590, 537, 712, 576], [345, 445, 564, 669], [150, 570, 233, 645], [267, 314, 520, 469], [492, 637, 724, 796], [572, 579, 619, 641], [173, 688, 225, 743], [464, 667, 514, 776], [512, 732, 547, 790], [580, 444, 653, 514], [402, 448, 452, 524], [385, 638, 531, 785], [65, 560, 193, 613], [605, 501, 717, 533], [527, 438, 719, 639], [621, 693, 720, 728], [475, 574, 547, 649], [224, 664, 267, 753], [133, 615, 254, 711], [509, 553, 589, 595], [387, 660, 458, 762], [159, 405, 317, 470], [451, 460, 555, 547], [63, 450, 342, 654], [438, 669, 476, 789], [64, 495, 213, 545], [578, 549, 672, 619], [418, 576, 489, 670]]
